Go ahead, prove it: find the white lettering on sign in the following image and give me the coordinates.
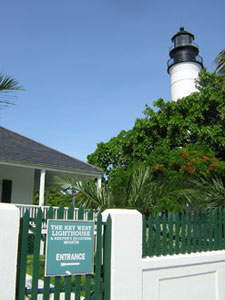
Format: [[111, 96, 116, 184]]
[[77, 225, 92, 231], [51, 230, 91, 237], [51, 225, 63, 230], [56, 253, 86, 261]]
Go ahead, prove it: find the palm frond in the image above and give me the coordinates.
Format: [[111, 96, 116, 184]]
[[0, 73, 24, 107], [0, 73, 24, 91], [214, 49, 225, 78]]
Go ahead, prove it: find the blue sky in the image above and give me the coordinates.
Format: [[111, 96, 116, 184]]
[[1, 0, 224, 162]]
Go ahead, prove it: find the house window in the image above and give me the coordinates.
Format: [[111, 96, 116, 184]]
[[1, 179, 12, 203]]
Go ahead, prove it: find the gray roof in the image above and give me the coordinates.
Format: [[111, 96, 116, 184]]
[[0, 126, 103, 176]]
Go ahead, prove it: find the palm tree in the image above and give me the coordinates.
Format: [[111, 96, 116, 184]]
[[75, 165, 203, 215], [214, 49, 225, 79], [0, 73, 24, 108], [192, 176, 225, 208], [52, 166, 225, 214], [53, 174, 79, 206]]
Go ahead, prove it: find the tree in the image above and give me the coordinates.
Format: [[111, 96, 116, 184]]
[[149, 145, 225, 178], [0, 73, 24, 108], [214, 49, 225, 80], [88, 69, 225, 177], [85, 69, 225, 213]]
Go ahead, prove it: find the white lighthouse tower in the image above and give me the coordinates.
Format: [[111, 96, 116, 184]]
[[167, 27, 203, 101]]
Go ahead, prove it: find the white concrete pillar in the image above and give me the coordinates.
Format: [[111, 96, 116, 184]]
[[97, 176, 102, 194], [39, 169, 46, 206], [102, 209, 143, 300], [0, 203, 20, 300]]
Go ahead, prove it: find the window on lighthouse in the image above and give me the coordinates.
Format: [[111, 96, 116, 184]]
[[174, 34, 193, 47]]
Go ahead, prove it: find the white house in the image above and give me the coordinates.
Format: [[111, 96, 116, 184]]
[[0, 126, 103, 207]]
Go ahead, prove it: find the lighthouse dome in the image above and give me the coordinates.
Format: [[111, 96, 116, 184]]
[[168, 27, 203, 72]]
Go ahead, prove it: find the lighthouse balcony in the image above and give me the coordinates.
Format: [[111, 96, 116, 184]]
[[167, 55, 203, 70]]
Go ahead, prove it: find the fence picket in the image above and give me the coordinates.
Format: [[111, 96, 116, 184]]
[[84, 208, 94, 300], [155, 215, 161, 256], [148, 216, 154, 257], [94, 213, 102, 299], [187, 213, 191, 254], [214, 208, 218, 250], [142, 215, 147, 257], [31, 208, 43, 300], [74, 206, 85, 300], [192, 211, 197, 253], [223, 210, 225, 249], [43, 207, 53, 300], [218, 208, 222, 250], [175, 213, 180, 254], [54, 204, 64, 300], [198, 210, 203, 252], [168, 215, 174, 255], [203, 210, 208, 252], [64, 204, 74, 300], [209, 209, 213, 251], [103, 215, 112, 300], [162, 214, 167, 255], [181, 212, 186, 254]]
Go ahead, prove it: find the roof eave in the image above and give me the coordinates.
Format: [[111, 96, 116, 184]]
[[0, 159, 104, 178]]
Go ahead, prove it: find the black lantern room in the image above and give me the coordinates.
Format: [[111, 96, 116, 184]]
[[167, 27, 203, 73]]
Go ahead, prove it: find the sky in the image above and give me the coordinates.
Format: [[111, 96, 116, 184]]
[[0, 0, 224, 162]]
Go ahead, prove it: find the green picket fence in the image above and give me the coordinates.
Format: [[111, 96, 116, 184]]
[[142, 208, 225, 257], [16, 204, 111, 300]]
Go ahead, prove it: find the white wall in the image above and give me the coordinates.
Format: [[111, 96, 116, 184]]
[[102, 209, 225, 300], [142, 251, 225, 300], [169, 62, 202, 101], [0, 203, 20, 300], [0, 164, 34, 204]]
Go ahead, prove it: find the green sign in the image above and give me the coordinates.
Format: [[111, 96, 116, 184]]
[[45, 220, 94, 276]]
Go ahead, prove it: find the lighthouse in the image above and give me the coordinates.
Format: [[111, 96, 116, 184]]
[[167, 27, 203, 101]]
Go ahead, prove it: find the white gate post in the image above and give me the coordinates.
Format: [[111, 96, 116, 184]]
[[102, 209, 143, 300], [0, 203, 20, 300]]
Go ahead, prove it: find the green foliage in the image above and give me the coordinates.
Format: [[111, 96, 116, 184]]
[[34, 187, 73, 207], [150, 145, 225, 178], [190, 176, 225, 208], [88, 69, 225, 178], [0, 73, 24, 108], [86, 69, 225, 213], [214, 49, 225, 80], [76, 165, 205, 215]]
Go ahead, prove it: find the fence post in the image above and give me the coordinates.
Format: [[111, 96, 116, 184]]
[[0, 203, 20, 300], [102, 209, 142, 300]]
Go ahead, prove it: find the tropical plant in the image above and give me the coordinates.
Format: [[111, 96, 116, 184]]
[[53, 174, 79, 205], [74, 165, 204, 215], [43, 167, 225, 214], [214, 49, 225, 79], [192, 176, 225, 208], [0, 73, 24, 108]]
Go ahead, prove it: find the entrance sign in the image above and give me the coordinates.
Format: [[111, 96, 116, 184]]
[[45, 220, 94, 276]]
